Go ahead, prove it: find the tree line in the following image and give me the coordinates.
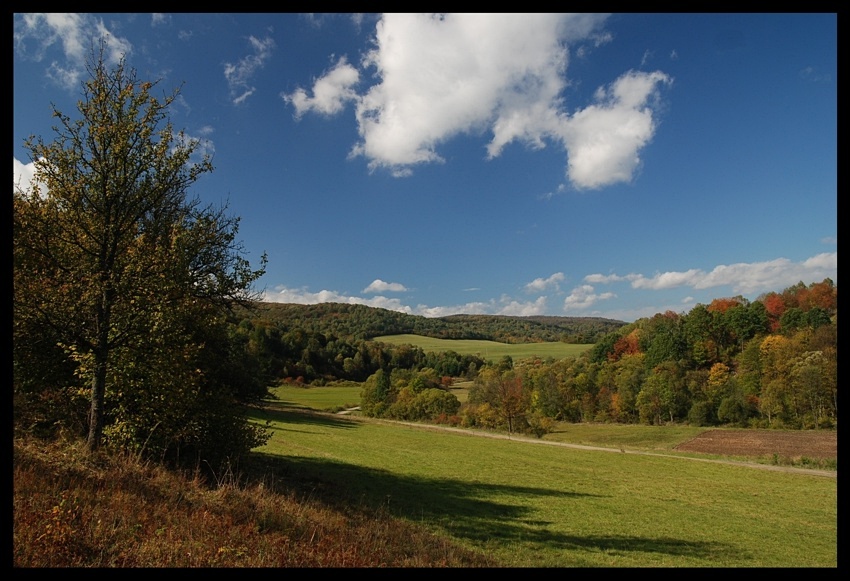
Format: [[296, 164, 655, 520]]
[[229, 317, 487, 385], [455, 280, 836, 434], [238, 302, 625, 344], [312, 278, 835, 431]]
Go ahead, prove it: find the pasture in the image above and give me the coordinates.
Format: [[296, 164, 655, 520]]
[[250, 390, 837, 567], [273, 381, 362, 411], [373, 334, 593, 362]]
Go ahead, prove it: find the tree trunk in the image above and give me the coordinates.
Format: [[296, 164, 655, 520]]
[[87, 351, 107, 452], [87, 288, 112, 453]]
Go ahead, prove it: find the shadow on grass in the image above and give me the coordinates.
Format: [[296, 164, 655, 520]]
[[249, 404, 360, 432], [243, 437, 745, 564]]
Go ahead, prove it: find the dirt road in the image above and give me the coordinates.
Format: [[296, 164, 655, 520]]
[[337, 410, 837, 478]]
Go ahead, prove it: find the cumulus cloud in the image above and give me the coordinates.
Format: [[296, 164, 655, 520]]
[[693, 254, 837, 293], [363, 279, 408, 293], [286, 13, 671, 188], [224, 35, 275, 105], [420, 295, 549, 317], [563, 285, 616, 311], [630, 269, 703, 290], [349, 13, 605, 173], [589, 253, 838, 295], [559, 70, 672, 189], [416, 302, 493, 318], [261, 285, 549, 318], [524, 272, 565, 293], [14, 13, 132, 90], [264, 286, 414, 314], [496, 295, 548, 316], [283, 56, 360, 118], [584, 272, 642, 284]]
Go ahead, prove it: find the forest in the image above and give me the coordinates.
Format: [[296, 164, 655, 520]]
[[229, 279, 837, 433], [238, 301, 625, 343], [454, 279, 837, 433]]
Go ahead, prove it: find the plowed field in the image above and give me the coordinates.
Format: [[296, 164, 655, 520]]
[[674, 429, 837, 460]]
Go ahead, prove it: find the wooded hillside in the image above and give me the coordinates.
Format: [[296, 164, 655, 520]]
[[237, 302, 626, 344]]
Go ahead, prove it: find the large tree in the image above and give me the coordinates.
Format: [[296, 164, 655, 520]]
[[13, 43, 266, 454]]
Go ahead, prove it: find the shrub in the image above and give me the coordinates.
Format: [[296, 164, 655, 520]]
[[688, 400, 716, 427], [526, 412, 555, 438]]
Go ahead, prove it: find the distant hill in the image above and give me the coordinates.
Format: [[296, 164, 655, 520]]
[[236, 302, 626, 344]]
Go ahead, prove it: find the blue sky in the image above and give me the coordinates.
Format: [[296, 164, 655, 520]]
[[13, 13, 837, 322]]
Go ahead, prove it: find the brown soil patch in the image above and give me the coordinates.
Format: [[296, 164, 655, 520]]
[[675, 429, 837, 460]]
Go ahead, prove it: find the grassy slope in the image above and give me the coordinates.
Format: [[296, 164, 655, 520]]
[[373, 334, 593, 361], [249, 399, 837, 567], [13, 435, 496, 567]]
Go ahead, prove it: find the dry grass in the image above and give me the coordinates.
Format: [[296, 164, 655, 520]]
[[13, 436, 495, 567]]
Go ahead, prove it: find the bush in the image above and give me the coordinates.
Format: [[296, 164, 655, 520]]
[[459, 403, 500, 429], [688, 401, 716, 427], [526, 412, 555, 438], [717, 395, 747, 426], [385, 388, 460, 422]]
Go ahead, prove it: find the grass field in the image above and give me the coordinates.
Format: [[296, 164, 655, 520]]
[[373, 334, 593, 362], [250, 389, 837, 567], [273, 382, 362, 412]]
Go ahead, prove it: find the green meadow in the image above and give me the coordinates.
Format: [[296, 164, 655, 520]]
[[373, 334, 593, 362], [273, 382, 362, 411], [250, 388, 837, 567]]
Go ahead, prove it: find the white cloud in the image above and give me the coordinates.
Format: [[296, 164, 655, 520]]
[[497, 295, 548, 316], [151, 14, 170, 27], [630, 269, 703, 290], [172, 127, 215, 166], [14, 13, 132, 90], [415, 302, 493, 318], [563, 284, 616, 311], [283, 56, 360, 118], [693, 254, 837, 293], [263, 285, 414, 314], [363, 279, 408, 293], [584, 272, 634, 284], [258, 251, 838, 322], [224, 35, 275, 105], [287, 13, 671, 189], [13, 157, 37, 194], [560, 70, 672, 189], [262, 286, 546, 318], [524, 272, 565, 293], [349, 13, 607, 173], [588, 253, 838, 296], [13, 156, 51, 199]]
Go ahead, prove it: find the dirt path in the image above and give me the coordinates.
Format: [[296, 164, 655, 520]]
[[336, 409, 836, 478]]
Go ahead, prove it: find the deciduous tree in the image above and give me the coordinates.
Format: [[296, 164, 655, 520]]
[[13, 43, 266, 456]]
